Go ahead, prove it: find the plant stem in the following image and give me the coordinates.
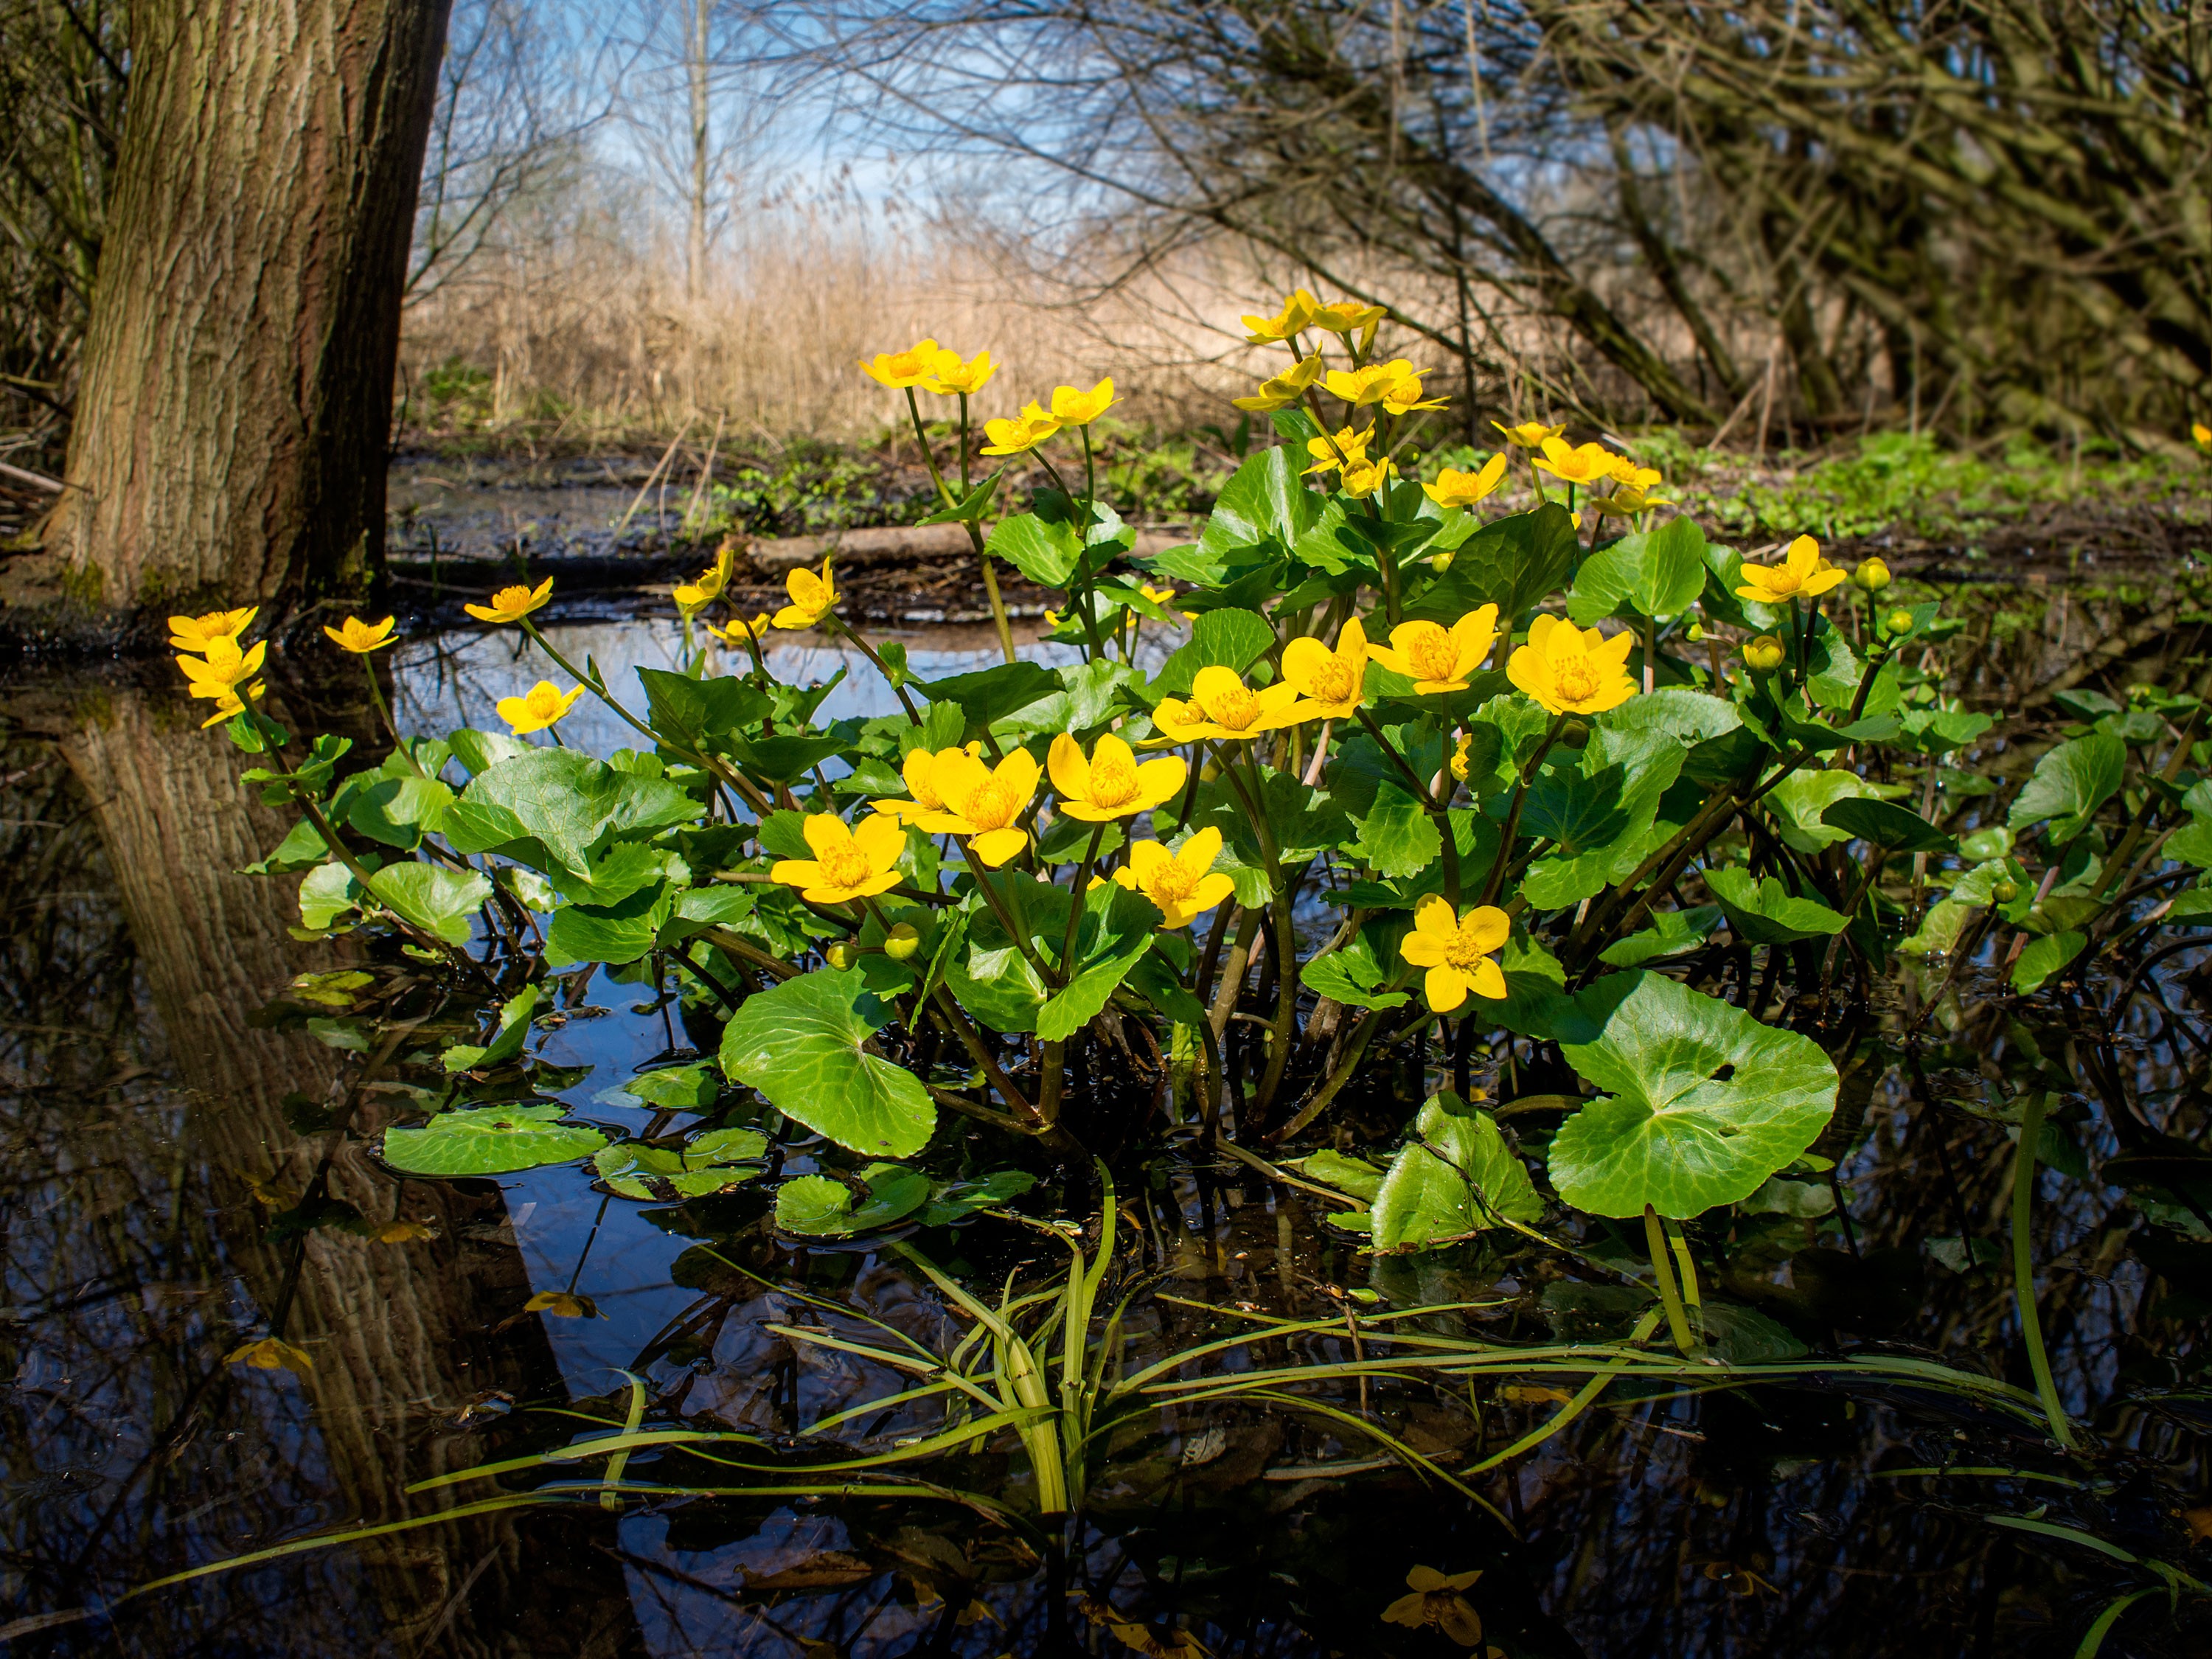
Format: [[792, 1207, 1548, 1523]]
[[2011, 1090, 2079, 1448], [358, 654, 420, 772], [831, 616, 919, 722], [1644, 1206, 1697, 1356], [907, 386, 1015, 664]]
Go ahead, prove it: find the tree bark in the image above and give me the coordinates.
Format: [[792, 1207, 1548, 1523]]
[[50, 0, 452, 613]]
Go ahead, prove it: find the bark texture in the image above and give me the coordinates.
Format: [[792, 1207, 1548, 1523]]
[[52, 0, 451, 612]]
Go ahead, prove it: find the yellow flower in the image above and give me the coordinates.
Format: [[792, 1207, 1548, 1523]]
[[227, 1336, 313, 1374], [981, 400, 1061, 456], [463, 577, 554, 625], [1231, 353, 1324, 413], [1114, 827, 1237, 928], [1735, 534, 1844, 604], [524, 1290, 603, 1318], [673, 544, 736, 616], [496, 680, 586, 736], [1138, 582, 1179, 609], [1590, 482, 1670, 517], [1151, 664, 1304, 742], [706, 612, 773, 645], [1531, 435, 1617, 486], [772, 560, 838, 630], [920, 346, 995, 396], [1324, 359, 1414, 407], [1851, 557, 1892, 591], [858, 337, 942, 389], [168, 605, 257, 653], [1508, 613, 1638, 715], [1422, 453, 1509, 509], [1607, 457, 1663, 492], [1492, 420, 1564, 450], [323, 614, 397, 653], [1049, 377, 1117, 426], [1311, 298, 1387, 335], [771, 812, 908, 904], [1450, 731, 1472, 781], [872, 742, 985, 824], [1241, 289, 1321, 344], [1382, 1566, 1486, 1646], [1380, 366, 1447, 414], [1367, 607, 1500, 694], [2193, 422, 2211, 449], [1742, 635, 1786, 672], [1281, 617, 1370, 719], [178, 633, 268, 697], [200, 681, 266, 728], [1399, 898, 1509, 1012], [914, 748, 1043, 867], [1340, 457, 1398, 498], [1048, 732, 1187, 821], [372, 1220, 435, 1243], [1304, 424, 1377, 478]]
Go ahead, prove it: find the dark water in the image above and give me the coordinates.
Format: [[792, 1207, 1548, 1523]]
[[3, 613, 2209, 1657]]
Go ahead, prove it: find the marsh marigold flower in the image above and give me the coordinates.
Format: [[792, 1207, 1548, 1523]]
[[1399, 898, 1510, 1013], [772, 560, 838, 630], [200, 681, 266, 728], [1735, 535, 1844, 605], [1151, 665, 1304, 743], [1382, 1567, 1486, 1646], [674, 545, 736, 616], [1531, 436, 1617, 487], [177, 633, 268, 698], [1368, 607, 1501, 695], [1231, 353, 1324, 413], [1049, 377, 1117, 426], [1138, 582, 1179, 611], [1339, 457, 1398, 498], [323, 614, 396, 654], [771, 812, 907, 905], [981, 401, 1061, 456], [913, 748, 1042, 867], [920, 347, 995, 397], [1047, 732, 1186, 821], [1509, 614, 1638, 715], [1281, 617, 1370, 720], [872, 743, 985, 825], [858, 338, 942, 389], [226, 1336, 313, 1374], [496, 680, 585, 736], [1311, 298, 1387, 335], [1741, 636, 1787, 672], [1492, 419, 1564, 450], [524, 1290, 602, 1319], [2193, 422, 2211, 450], [464, 577, 554, 626], [1115, 827, 1236, 929], [1422, 453, 1509, 509], [1304, 424, 1377, 479], [1242, 289, 1321, 344], [706, 612, 773, 646], [169, 606, 257, 653]]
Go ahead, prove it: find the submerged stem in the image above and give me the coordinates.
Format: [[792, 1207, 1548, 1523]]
[[2011, 1090, 2079, 1449], [1644, 1206, 1697, 1357]]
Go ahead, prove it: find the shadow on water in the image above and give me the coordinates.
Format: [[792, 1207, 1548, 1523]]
[[1, 597, 2208, 1656]]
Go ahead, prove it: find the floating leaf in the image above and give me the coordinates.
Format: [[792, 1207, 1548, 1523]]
[[1370, 1092, 1544, 1251], [594, 1060, 722, 1111], [918, 1169, 1038, 1225], [1287, 1149, 1388, 1203], [717, 969, 936, 1158], [381, 1104, 608, 1177], [775, 1164, 932, 1236], [1547, 971, 1839, 1219], [593, 1127, 768, 1201]]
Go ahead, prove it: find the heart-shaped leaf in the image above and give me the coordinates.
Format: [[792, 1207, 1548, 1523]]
[[593, 1127, 768, 1201], [774, 1164, 932, 1236], [1704, 866, 1848, 945], [718, 969, 936, 1158], [366, 863, 492, 945], [1547, 971, 1839, 1218], [442, 984, 541, 1073], [2008, 734, 2125, 844], [1370, 1092, 1543, 1251], [381, 1103, 608, 1177], [1820, 796, 1954, 854]]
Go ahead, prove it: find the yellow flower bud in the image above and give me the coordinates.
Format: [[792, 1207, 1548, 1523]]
[[883, 922, 922, 961], [825, 940, 859, 970], [1991, 880, 2019, 903], [1686, 621, 1706, 642], [1742, 635, 1787, 672], [1886, 608, 1915, 636], [1851, 557, 1891, 591]]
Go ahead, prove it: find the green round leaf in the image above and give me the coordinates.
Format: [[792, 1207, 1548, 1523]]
[[774, 1163, 931, 1236], [1705, 865, 1848, 945], [718, 969, 936, 1158], [381, 1103, 608, 1177], [1547, 972, 1839, 1219], [592, 1127, 768, 1201]]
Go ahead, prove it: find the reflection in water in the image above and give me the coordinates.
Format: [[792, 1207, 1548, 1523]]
[[1, 639, 2208, 1656]]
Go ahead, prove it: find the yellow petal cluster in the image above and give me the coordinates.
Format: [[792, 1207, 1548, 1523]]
[[1399, 898, 1510, 1012], [1508, 613, 1638, 715], [673, 545, 736, 616], [771, 812, 907, 904], [1303, 424, 1377, 479], [1735, 535, 1845, 604], [1531, 435, 1617, 485], [169, 606, 257, 652], [772, 560, 838, 630], [981, 402, 1060, 456], [496, 680, 585, 736], [1367, 607, 1500, 694], [916, 748, 1042, 867], [1422, 453, 1509, 509], [1492, 420, 1564, 450], [1231, 353, 1323, 413], [706, 612, 773, 646], [1241, 290, 1321, 344], [858, 337, 942, 389], [1152, 665, 1304, 742], [1115, 827, 1236, 929], [872, 742, 984, 823], [1311, 298, 1387, 335], [1048, 377, 1117, 426], [323, 614, 397, 653], [1047, 733, 1186, 821], [920, 346, 995, 396], [464, 577, 554, 625], [1280, 617, 1369, 719]]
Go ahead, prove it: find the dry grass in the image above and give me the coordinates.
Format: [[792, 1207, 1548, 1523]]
[[397, 195, 1280, 448]]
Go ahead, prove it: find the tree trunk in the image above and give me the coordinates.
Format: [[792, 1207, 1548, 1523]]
[[50, 0, 452, 613]]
